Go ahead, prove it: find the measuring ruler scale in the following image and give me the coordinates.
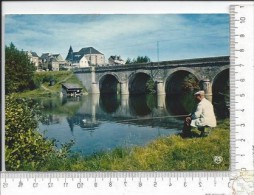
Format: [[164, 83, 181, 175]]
[[1, 4, 254, 195]]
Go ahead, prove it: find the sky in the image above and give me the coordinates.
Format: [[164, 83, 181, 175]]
[[4, 14, 229, 62]]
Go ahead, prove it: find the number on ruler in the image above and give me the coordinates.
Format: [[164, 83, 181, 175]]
[[240, 123, 245, 127], [18, 180, 23, 188], [3, 182, 8, 188], [64, 182, 68, 187], [169, 178, 172, 187], [33, 182, 38, 188], [77, 182, 83, 188], [48, 182, 53, 188], [240, 17, 246, 23]]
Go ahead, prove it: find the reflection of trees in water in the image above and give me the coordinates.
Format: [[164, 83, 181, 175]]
[[166, 92, 196, 116], [40, 114, 60, 125], [35, 97, 82, 117], [99, 94, 120, 113]]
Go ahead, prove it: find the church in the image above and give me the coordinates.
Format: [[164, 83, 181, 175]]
[[65, 46, 105, 67]]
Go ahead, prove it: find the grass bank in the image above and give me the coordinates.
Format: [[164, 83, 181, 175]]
[[14, 71, 86, 98], [32, 119, 229, 171]]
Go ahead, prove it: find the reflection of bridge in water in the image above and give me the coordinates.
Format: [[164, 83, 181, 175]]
[[66, 93, 194, 132], [65, 89, 228, 133]]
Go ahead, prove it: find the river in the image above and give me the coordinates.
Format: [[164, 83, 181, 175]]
[[36, 93, 228, 156]]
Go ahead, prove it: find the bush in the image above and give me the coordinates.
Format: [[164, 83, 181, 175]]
[[42, 75, 57, 83], [5, 96, 56, 170], [29, 76, 41, 90]]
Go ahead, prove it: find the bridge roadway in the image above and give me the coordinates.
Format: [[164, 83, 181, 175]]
[[73, 56, 229, 96]]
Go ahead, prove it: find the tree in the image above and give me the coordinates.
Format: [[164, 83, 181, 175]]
[[125, 58, 132, 64], [5, 43, 36, 94], [125, 56, 151, 64], [146, 78, 156, 94], [182, 74, 200, 91]]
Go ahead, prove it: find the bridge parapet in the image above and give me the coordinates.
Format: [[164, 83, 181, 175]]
[[73, 56, 229, 73]]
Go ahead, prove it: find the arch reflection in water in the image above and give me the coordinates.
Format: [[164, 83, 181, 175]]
[[166, 92, 196, 116], [99, 94, 121, 114], [129, 94, 157, 116], [165, 92, 229, 120]]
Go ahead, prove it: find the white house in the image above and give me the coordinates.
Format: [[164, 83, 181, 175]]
[[40, 53, 66, 71], [79, 55, 89, 67], [108, 55, 125, 65], [26, 51, 40, 69]]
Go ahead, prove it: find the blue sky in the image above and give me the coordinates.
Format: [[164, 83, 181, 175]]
[[5, 14, 229, 62]]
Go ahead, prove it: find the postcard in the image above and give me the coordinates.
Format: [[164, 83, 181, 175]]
[[4, 13, 229, 171]]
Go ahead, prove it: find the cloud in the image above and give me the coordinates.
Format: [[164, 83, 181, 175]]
[[4, 14, 229, 61]]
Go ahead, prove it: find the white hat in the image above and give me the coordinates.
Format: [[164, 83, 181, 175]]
[[194, 90, 205, 95]]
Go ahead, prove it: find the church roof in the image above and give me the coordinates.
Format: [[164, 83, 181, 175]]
[[31, 52, 39, 57], [78, 47, 103, 55], [41, 53, 51, 59], [66, 46, 104, 62]]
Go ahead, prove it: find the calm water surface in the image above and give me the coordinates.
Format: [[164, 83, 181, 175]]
[[37, 93, 228, 156]]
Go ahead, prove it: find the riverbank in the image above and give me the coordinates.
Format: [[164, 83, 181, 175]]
[[31, 119, 229, 171], [14, 71, 86, 98]]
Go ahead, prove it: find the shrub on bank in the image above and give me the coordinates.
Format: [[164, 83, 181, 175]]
[[5, 96, 73, 170]]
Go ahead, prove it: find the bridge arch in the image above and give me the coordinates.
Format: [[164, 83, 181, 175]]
[[128, 72, 155, 94], [165, 69, 200, 94], [99, 73, 120, 94], [212, 67, 229, 95]]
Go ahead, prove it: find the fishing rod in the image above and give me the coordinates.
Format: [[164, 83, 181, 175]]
[[116, 114, 189, 123]]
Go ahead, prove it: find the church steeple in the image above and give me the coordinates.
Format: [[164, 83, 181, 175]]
[[66, 45, 74, 62]]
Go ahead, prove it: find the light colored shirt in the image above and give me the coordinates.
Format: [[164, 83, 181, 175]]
[[190, 98, 217, 128]]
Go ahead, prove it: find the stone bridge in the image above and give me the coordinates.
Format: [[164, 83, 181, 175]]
[[74, 56, 229, 96]]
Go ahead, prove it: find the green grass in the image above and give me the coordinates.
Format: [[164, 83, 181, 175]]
[[27, 119, 230, 171], [14, 71, 86, 98]]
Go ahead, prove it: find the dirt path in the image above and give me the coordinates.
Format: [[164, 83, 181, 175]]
[[59, 72, 74, 83], [41, 84, 52, 92]]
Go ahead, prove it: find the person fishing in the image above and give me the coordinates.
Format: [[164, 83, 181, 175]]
[[183, 90, 217, 137]]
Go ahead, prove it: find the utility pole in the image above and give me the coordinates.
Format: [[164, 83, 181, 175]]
[[157, 41, 159, 62]]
